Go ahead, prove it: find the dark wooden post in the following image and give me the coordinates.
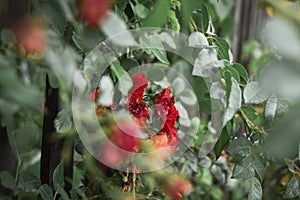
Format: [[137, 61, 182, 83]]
[[231, 0, 268, 65]]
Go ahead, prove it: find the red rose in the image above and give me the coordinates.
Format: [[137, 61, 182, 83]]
[[78, 0, 111, 28], [127, 72, 150, 122], [162, 176, 192, 200], [154, 87, 179, 136], [14, 17, 47, 54]]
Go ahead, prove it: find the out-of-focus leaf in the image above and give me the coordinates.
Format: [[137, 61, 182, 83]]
[[211, 164, 225, 184], [142, 0, 170, 27], [285, 177, 300, 198], [248, 177, 262, 200], [192, 48, 226, 77], [188, 32, 209, 48], [223, 78, 241, 127], [18, 171, 41, 192], [40, 184, 54, 200], [0, 68, 44, 110], [45, 47, 78, 90], [263, 18, 300, 61], [72, 24, 105, 52], [0, 171, 16, 190], [56, 185, 70, 200], [54, 109, 72, 133], [53, 161, 64, 191], [264, 95, 289, 123], [209, 0, 234, 21], [244, 82, 269, 104], [134, 3, 149, 19], [110, 60, 133, 95], [101, 12, 135, 46], [36, 0, 66, 35], [98, 76, 114, 106]]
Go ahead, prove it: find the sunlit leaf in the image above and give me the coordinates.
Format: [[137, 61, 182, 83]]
[[223, 78, 241, 127], [244, 82, 269, 104], [101, 12, 135, 46], [192, 48, 226, 77], [54, 109, 72, 133]]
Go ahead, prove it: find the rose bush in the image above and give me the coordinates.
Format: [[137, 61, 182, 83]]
[[1, 0, 300, 200]]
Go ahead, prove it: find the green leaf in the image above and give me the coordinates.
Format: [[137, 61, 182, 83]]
[[232, 157, 255, 181], [232, 63, 249, 82], [213, 37, 230, 60], [72, 24, 105, 52], [134, 3, 149, 19], [192, 3, 209, 33], [54, 109, 72, 133], [285, 177, 300, 198], [227, 137, 252, 157], [224, 66, 240, 83], [0, 171, 16, 190], [248, 177, 262, 200], [142, 0, 170, 27], [110, 60, 133, 95], [264, 95, 289, 123], [40, 184, 54, 200], [211, 164, 225, 184], [253, 160, 265, 182], [223, 78, 241, 127], [120, 58, 140, 71], [18, 171, 41, 192], [56, 185, 70, 200], [244, 82, 269, 104], [101, 12, 135, 46], [192, 48, 226, 77], [188, 32, 209, 48], [36, 0, 66, 36], [224, 70, 232, 103], [242, 106, 259, 124], [214, 127, 231, 158], [140, 34, 170, 64], [53, 161, 64, 191]]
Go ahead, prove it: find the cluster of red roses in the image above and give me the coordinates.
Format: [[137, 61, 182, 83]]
[[126, 72, 179, 152]]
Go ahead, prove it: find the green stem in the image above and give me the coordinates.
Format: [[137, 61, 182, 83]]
[[132, 166, 136, 198], [15, 160, 22, 183]]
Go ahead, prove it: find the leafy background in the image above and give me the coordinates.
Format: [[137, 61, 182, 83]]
[[1, 0, 300, 199]]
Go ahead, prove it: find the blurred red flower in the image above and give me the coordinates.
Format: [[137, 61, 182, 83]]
[[99, 121, 141, 167], [78, 0, 111, 28], [13, 17, 47, 54], [162, 176, 193, 200]]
